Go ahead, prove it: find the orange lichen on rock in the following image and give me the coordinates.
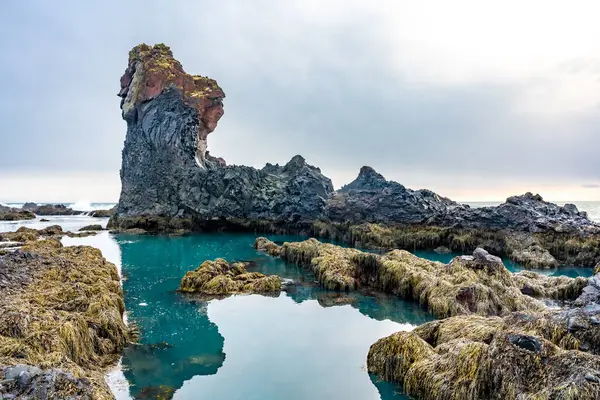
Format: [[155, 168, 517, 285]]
[[119, 43, 225, 140]]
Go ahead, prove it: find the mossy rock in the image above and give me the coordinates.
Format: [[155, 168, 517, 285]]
[[179, 258, 281, 298], [0, 239, 132, 398], [255, 238, 553, 318], [368, 316, 600, 400]]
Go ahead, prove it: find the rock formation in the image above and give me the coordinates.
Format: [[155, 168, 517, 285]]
[[0, 205, 35, 221], [22, 203, 82, 216], [179, 258, 282, 298], [0, 239, 133, 398], [110, 44, 333, 233], [109, 43, 600, 269]]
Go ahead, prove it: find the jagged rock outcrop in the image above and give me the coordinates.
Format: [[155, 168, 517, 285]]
[[21, 203, 82, 216], [90, 207, 115, 218], [326, 166, 464, 224], [109, 44, 600, 269], [110, 44, 333, 233], [327, 167, 599, 235], [0, 205, 35, 221]]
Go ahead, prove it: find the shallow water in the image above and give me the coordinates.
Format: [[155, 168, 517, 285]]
[[113, 233, 432, 399], [3, 213, 595, 399]]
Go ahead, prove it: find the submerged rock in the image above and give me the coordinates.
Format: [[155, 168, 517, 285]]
[[179, 258, 282, 298]]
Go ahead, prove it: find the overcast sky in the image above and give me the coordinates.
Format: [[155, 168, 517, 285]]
[[1, 0, 600, 203]]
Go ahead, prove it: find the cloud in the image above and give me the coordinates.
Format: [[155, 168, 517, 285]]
[[1, 0, 600, 201], [582, 184, 600, 189]]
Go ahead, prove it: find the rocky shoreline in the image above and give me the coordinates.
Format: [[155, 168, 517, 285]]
[[0, 229, 133, 398], [253, 236, 600, 399], [0, 203, 115, 221], [108, 44, 600, 271]]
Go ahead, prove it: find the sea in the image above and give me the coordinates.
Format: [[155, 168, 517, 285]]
[[1, 200, 598, 399]]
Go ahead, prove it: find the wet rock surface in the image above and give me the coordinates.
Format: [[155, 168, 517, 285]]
[[1, 364, 94, 399]]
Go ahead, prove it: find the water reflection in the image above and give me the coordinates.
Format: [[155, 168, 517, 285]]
[[115, 233, 422, 399]]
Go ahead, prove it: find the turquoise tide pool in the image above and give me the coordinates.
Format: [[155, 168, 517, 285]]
[[116, 233, 433, 400]]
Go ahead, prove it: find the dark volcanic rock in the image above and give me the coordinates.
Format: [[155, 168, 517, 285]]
[[79, 224, 104, 231], [110, 43, 600, 242], [431, 192, 599, 234], [326, 166, 463, 224], [0, 205, 35, 221], [0, 365, 95, 399], [25, 204, 82, 216], [111, 44, 333, 231], [326, 168, 599, 234]]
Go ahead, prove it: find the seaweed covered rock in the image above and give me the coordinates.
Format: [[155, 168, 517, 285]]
[[367, 326, 600, 400], [513, 270, 588, 299], [368, 268, 600, 399], [0, 226, 96, 246], [0, 205, 35, 221], [0, 239, 131, 399], [179, 258, 281, 298], [315, 222, 600, 268], [255, 238, 556, 318]]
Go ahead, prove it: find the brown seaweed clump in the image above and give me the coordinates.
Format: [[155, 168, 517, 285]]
[[255, 237, 555, 318], [512, 270, 588, 300], [368, 315, 600, 400], [179, 258, 281, 298], [311, 221, 600, 268], [0, 239, 132, 399]]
